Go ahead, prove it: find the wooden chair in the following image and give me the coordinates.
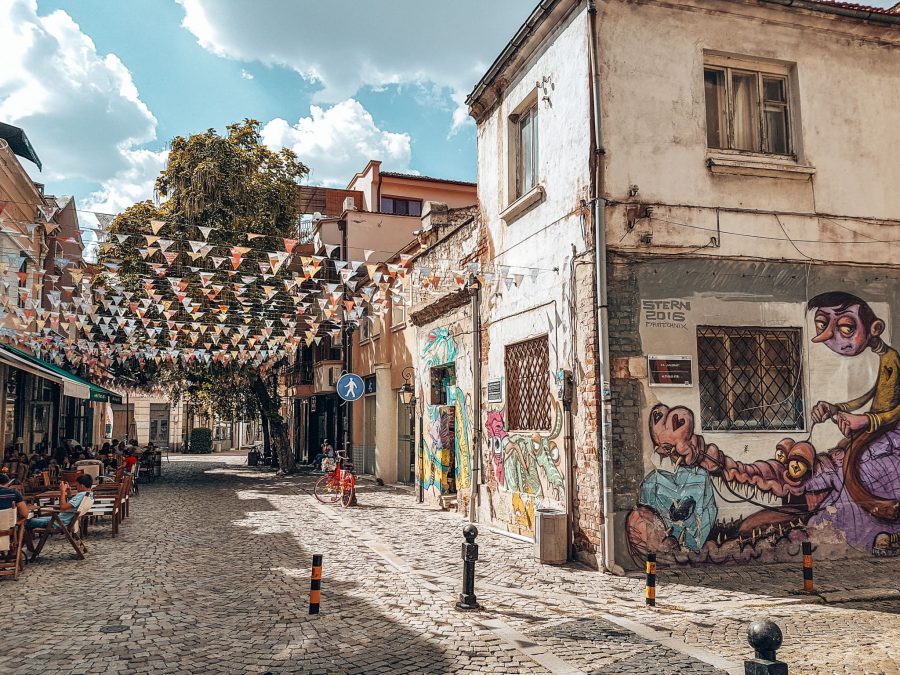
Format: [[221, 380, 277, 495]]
[[0, 507, 25, 580], [29, 493, 94, 561], [61, 470, 83, 484], [89, 479, 127, 536], [74, 460, 103, 480]]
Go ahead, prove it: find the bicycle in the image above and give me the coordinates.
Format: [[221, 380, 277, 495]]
[[313, 452, 356, 508]]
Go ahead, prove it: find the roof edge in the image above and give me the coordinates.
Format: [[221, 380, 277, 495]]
[[759, 0, 900, 25]]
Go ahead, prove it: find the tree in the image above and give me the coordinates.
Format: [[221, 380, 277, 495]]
[[95, 120, 309, 472]]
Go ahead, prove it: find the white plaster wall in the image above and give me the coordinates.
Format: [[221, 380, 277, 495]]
[[600, 0, 900, 261], [476, 5, 593, 532]]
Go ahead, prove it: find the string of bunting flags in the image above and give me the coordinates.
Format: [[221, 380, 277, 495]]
[[0, 212, 548, 382]]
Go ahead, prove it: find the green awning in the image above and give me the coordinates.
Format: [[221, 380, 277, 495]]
[[0, 344, 123, 404]]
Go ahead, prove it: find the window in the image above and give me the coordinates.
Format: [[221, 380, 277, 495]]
[[380, 197, 422, 217], [697, 326, 804, 431], [360, 308, 371, 341], [505, 336, 550, 431], [514, 102, 539, 198], [17, 256, 28, 309], [704, 64, 791, 155], [392, 287, 407, 327]]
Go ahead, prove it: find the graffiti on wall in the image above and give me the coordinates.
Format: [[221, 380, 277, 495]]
[[628, 291, 900, 564], [418, 328, 471, 497], [484, 400, 564, 534]]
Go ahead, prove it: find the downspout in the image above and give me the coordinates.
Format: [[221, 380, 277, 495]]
[[467, 275, 482, 522], [587, 0, 622, 575]]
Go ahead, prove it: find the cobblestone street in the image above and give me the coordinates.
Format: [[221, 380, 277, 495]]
[[4, 455, 900, 674]]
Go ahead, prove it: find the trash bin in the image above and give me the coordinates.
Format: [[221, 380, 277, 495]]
[[534, 508, 567, 565], [247, 450, 259, 466]]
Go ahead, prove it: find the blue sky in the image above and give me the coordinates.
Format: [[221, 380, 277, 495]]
[[1, 0, 532, 215]]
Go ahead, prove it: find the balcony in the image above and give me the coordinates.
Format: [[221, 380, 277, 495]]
[[313, 360, 343, 395]]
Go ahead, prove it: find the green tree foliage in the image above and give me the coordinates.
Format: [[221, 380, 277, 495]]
[[96, 120, 308, 471]]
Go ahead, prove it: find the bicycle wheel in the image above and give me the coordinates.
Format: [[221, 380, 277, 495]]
[[340, 473, 355, 508], [314, 474, 341, 504]]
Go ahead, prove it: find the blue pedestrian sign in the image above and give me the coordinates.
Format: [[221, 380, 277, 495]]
[[337, 373, 364, 402]]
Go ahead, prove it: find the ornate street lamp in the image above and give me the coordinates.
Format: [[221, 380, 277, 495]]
[[399, 367, 416, 406]]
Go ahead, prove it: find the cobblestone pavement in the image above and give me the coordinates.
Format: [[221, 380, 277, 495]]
[[2, 454, 898, 674]]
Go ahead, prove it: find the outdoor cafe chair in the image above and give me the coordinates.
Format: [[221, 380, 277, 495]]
[[90, 476, 130, 536], [0, 507, 25, 580], [29, 493, 94, 562], [74, 460, 103, 480]]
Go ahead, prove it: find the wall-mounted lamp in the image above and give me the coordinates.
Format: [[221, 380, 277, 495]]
[[400, 366, 416, 406]]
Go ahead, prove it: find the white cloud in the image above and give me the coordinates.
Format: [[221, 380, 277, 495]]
[[0, 0, 161, 211], [262, 99, 412, 187], [176, 0, 530, 129], [240, 69, 254, 80], [82, 148, 168, 215]]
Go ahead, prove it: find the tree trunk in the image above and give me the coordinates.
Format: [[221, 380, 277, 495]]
[[260, 410, 271, 456], [252, 375, 294, 473]]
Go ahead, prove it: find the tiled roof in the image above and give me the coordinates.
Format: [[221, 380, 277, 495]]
[[813, 0, 900, 15], [379, 171, 476, 187]]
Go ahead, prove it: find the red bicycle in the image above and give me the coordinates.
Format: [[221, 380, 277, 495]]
[[313, 453, 356, 508]]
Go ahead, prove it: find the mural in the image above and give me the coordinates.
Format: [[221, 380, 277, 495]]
[[628, 291, 900, 563], [484, 400, 564, 535], [418, 328, 471, 499]]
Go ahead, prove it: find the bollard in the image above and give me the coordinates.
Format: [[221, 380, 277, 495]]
[[455, 524, 480, 611], [645, 553, 656, 607], [309, 554, 323, 615], [802, 541, 813, 593], [745, 620, 788, 675]]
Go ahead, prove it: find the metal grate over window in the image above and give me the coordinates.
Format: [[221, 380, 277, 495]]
[[697, 326, 804, 431], [505, 335, 551, 431]]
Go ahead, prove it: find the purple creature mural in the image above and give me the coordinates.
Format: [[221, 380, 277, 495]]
[[628, 291, 900, 563]]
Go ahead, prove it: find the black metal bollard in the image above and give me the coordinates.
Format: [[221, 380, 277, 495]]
[[745, 620, 788, 675], [456, 524, 480, 610]]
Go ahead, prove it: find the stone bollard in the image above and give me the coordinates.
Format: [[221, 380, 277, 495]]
[[455, 524, 480, 611], [745, 620, 788, 675]]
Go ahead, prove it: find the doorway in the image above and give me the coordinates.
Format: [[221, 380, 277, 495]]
[[149, 403, 170, 447]]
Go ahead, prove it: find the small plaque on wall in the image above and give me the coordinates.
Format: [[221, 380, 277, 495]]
[[647, 355, 693, 387], [487, 379, 503, 403]]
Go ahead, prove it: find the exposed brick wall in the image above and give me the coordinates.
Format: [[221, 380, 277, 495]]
[[607, 259, 644, 513], [571, 252, 603, 567]]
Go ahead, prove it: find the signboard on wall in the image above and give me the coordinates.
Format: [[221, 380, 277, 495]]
[[364, 375, 376, 395], [487, 379, 503, 403], [647, 355, 693, 387]]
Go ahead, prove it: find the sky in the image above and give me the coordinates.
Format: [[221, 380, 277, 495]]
[[0, 0, 533, 219], [2, 0, 897, 223]]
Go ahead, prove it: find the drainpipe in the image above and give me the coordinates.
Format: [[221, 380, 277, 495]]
[[467, 275, 482, 522], [588, 0, 622, 575]]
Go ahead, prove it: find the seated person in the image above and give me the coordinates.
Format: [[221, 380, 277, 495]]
[[0, 473, 29, 521], [26, 475, 92, 534], [310, 440, 336, 470]]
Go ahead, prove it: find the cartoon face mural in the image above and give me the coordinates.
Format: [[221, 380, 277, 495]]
[[628, 291, 900, 564], [484, 399, 564, 535], [418, 328, 472, 498]]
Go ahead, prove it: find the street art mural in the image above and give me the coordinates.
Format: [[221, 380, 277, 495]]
[[418, 328, 471, 500], [484, 400, 564, 535], [628, 291, 900, 564]]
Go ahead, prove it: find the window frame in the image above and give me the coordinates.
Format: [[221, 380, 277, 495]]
[[504, 335, 551, 432], [513, 102, 539, 199], [696, 325, 805, 432], [380, 196, 422, 217], [703, 56, 795, 157]]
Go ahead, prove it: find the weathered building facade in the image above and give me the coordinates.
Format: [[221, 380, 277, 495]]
[[464, 0, 900, 571]]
